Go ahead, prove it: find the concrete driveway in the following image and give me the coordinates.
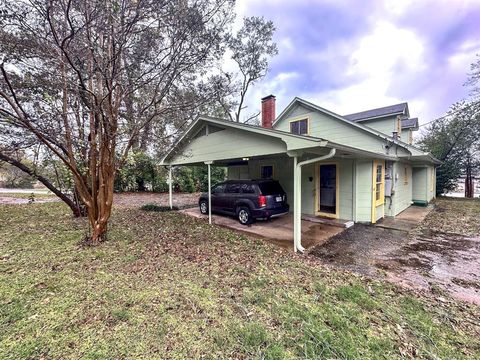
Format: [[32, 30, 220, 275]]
[[181, 207, 344, 250]]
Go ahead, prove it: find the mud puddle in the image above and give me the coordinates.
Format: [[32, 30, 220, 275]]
[[310, 225, 480, 305]]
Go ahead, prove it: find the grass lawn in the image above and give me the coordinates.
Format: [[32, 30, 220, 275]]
[[0, 202, 479, 359], [0, 192, 56, 200], [420, 197, 480, 236]]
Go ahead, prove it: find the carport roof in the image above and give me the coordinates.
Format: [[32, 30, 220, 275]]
[[160, 116, 328, 165]]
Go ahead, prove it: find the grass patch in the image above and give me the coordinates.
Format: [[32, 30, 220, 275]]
[[0, 192, 55, 199], [422, 197, 480, 236], [0, 202, 479, 359]]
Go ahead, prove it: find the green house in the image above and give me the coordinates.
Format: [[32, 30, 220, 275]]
[[161, 96, 440, 252]]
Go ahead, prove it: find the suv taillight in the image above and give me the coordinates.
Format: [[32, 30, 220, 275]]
[[258, 195, 267, 207]]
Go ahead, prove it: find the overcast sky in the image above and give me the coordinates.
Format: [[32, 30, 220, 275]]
[[234, 0, 480, 127]]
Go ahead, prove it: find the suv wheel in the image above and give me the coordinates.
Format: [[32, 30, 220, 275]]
[[237, 206, 253, 225], [199, 200, 208, 214]]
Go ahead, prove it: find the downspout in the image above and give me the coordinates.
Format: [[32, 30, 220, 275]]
[[294, 148, 336, 253]]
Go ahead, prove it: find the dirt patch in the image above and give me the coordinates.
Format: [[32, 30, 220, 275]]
[[309, 225, 409, 274], [310, 224, 480, 305]]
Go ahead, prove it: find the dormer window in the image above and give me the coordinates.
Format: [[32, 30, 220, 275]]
[[290, 118, 309, 135]]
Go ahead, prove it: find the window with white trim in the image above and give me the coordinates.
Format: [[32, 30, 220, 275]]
[[290, 119, 308, 135]]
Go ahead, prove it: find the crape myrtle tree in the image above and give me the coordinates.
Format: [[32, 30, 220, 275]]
[[0, 0, 234, 244]]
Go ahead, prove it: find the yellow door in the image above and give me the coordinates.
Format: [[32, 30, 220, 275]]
[[371, 160, 385, 223]]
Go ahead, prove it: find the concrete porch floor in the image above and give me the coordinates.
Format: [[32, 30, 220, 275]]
[[375, 205, 434, 232], [180, 208, 344, 249]]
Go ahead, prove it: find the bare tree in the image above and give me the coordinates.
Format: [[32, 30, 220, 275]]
[[219, 16, 278, 123], [0, 0, 233, 244]]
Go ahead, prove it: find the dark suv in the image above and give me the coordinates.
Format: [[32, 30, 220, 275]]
[[198, 179, 289, 225]]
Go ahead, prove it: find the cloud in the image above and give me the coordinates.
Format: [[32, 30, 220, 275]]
[[234, 0, 480, 125]]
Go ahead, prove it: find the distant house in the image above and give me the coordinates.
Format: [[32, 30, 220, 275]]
[[161, 96, 439, 252]]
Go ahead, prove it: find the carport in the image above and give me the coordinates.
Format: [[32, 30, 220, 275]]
[[160, 115, 385, 252]]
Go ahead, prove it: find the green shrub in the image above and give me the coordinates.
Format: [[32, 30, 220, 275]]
[[140, 204, 179, 212], [115, 151, 161, 192], [174, 167, 196, 193]]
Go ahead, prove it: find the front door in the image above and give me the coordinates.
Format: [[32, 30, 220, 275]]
[[315, 163, 339, 218]]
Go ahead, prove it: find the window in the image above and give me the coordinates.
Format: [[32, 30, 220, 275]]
[[225, 183, 241, 193], [374, 161, 384, 206], [260, 165, 274, 179], [241, 184, 255, 194], [290, 118, 308, 135], [258, 181, 284, 195], [212, 184, 225, 194], [404, 166, 408, 184]]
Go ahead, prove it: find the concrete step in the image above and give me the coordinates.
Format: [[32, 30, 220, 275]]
[[301, 214, 354, 228]]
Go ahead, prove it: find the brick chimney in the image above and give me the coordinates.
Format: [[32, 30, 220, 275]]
[[261, 95, 276, 128]]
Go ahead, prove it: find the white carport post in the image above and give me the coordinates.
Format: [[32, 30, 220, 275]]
[[205, 161, 213, 224], [293, 156, 300, 253], [168, 166, 173, 209], [293, 156, 306, 253]]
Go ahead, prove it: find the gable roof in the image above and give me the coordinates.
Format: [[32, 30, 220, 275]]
[[273, 97, 440, 164], [402, 117, 419, 130], [274, 97, 409, 147], [344, 103, 409, 122], [160, 115, 328, 165]]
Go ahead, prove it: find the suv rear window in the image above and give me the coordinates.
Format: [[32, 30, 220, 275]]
[[241, 184, 256, 194], [258, 181, 284, 195]]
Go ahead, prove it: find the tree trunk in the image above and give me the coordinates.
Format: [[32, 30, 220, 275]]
[[465, 157, 474, 198], [0, 152, 85, 217]]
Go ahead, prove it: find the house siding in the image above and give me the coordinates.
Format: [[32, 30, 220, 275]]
[[274, 104, 410, 157], [360, 117, 396, 136], [401, 129, 412, 144], [275, 107, 389, 154], [228, 157, 355, 220]]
